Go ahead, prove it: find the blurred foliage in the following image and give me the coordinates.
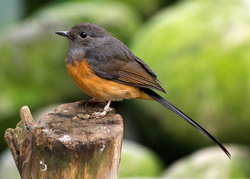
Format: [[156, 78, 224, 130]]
[[162, 145, 250, 178], [130, 0, 250, 162], [119, 140, 164, 177], [21, 0, 179, 19]]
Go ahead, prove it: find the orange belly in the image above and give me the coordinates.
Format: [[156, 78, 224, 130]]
[[66, 60, 152, 101]]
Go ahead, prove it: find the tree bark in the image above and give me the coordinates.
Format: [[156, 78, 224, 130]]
[[4, 101, 123, 179]]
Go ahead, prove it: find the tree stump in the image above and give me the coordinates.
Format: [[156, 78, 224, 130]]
[[4, 101, 123, 179]]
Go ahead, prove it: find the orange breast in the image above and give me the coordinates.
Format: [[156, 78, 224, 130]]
[[66, 59, 152, 101]]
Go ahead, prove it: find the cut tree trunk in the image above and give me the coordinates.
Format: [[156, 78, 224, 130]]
[[4, 101, 123, 179]]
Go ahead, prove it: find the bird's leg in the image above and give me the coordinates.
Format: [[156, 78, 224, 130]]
[[93, 100, 112, 118]]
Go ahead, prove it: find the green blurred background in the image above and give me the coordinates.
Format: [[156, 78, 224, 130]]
[[1, 0, 250, 178]]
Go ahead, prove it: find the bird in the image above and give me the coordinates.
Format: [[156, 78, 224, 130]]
[[55, 22, 231, 159]]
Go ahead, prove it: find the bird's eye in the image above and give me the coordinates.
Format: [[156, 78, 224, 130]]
[[80, 32, 87, 38]]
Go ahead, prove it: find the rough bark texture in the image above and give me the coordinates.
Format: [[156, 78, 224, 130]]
[[4, 101, 123, 179]]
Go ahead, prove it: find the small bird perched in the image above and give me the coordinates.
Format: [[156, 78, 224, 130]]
[[56, 22, 230, 158]]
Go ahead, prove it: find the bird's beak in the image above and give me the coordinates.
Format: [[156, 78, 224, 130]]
[[55, 31, 69, 38]]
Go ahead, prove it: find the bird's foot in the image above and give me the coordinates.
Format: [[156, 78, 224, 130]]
[[93, 106, 113, 118], [92, 100, 112, 118]]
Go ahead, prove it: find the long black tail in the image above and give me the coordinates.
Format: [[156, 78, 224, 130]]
[[141, 88, 231, 159]]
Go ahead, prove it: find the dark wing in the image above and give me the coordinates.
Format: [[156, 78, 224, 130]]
[[85, 39, 166, 93], [134, 57, 164, 85]]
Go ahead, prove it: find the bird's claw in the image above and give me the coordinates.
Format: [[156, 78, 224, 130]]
[[93, 106, 113, 118]]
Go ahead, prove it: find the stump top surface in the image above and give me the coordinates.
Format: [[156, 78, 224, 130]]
[[36, 101, 123, 146]]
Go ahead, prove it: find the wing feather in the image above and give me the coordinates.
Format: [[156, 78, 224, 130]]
[[85, 38, 166, 93]]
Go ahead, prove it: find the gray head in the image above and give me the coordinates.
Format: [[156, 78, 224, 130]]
[[55, 22, 112, 48]]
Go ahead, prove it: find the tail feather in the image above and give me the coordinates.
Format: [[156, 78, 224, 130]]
[[141, 88, 231, 159]]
